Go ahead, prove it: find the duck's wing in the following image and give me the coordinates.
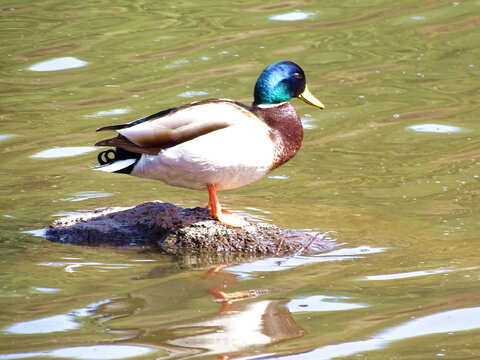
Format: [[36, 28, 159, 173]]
[[95, 99, 263, 155], [96, 107, 177, 132]]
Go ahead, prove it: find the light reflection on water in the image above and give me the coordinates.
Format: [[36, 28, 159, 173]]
[[0, 345, 156, 360], [407, 123, 464, 133], [178, 90, 209, 98], [362, 268, 455, 281], [33, 286, 60, 293], [30, 147, 98, 159], [0, 134, 15, 141], [4, 299, 110, 334], [287, 295, 367, 312], [85, 108, 130, 118], [4, 314, 80, 335], [269, 11, 315, 22], [38, 260, 134, 273], [224, 246, 385, 279], [59, 191, 113, 202], [27, 57, 89, 72], [267, 307, 480, 360]]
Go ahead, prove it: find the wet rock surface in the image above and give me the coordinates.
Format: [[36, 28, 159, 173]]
[[46, 201, 328, 256]]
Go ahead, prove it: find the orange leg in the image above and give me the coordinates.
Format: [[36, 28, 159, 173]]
[[206, 184, 249, 228]]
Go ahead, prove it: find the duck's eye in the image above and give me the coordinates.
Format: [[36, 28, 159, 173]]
[[293, 72, 302, 79]]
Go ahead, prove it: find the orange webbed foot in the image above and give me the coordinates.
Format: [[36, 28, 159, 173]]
[[214, 212, 250, 228], [206, 184, 249, 228]]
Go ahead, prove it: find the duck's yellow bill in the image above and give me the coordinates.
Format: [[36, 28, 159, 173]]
[[299, 85, 325, 109]]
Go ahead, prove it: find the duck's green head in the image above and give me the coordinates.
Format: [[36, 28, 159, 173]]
[[253, 61, 324, 108]]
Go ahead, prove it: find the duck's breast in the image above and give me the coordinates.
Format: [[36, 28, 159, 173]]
[[131, 117, 275, 191]]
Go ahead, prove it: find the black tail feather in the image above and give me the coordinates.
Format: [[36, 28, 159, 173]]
[[96, 148, 141, 174]]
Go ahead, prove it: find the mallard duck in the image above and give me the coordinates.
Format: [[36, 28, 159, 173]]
[[94, 61, 324, 227]]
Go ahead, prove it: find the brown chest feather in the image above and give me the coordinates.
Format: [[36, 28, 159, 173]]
[[251, 103, 303, 171]]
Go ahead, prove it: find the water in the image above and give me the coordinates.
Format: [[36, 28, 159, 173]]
[[1, 0, 480, 358]]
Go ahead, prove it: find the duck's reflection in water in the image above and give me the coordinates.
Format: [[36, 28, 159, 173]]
[[169, 295, 305, 359]]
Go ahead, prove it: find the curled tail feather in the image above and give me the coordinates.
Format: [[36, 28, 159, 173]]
[[94, 148, 141, 174]]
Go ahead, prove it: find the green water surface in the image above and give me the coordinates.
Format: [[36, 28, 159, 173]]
[[1, 0, 480, 359]]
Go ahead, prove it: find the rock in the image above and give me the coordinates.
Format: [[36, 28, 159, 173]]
[[46, 201, 328, 256]]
